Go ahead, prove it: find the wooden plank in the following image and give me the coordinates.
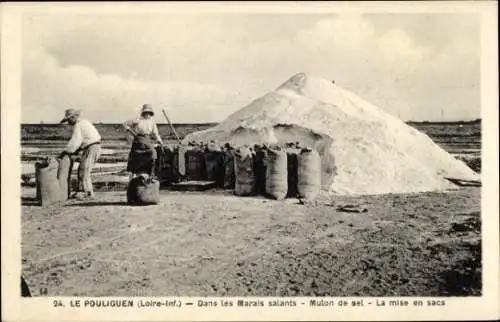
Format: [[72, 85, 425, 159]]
[[171, 181, 216, 191]]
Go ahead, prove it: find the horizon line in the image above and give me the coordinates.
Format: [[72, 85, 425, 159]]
[[20, 118, 482, 125]]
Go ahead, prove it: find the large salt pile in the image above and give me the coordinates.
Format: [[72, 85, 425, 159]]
[[184, 73, 479, 195]]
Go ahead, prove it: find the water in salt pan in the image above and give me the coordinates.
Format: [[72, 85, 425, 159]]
[[21, 162, 128, 175]]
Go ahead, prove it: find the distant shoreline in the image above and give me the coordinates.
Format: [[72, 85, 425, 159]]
[[406, 119, 481, 126], [20, 122, 219, 127], [20, 119, 481, 126]]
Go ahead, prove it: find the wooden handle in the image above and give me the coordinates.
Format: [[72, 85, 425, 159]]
[[162, 108, 182, 144]]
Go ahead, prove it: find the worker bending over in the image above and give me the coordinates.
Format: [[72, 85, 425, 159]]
[[59, 108, 102, 200]]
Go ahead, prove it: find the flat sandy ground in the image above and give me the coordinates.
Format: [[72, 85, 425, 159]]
[[21, 187, 481, 297]]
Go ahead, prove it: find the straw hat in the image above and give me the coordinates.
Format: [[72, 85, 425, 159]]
[[60, 108, 81, 123], [141, 104, 155, 116]]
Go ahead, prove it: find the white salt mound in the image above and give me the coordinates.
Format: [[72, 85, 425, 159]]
[[184, 73, 479, 195]]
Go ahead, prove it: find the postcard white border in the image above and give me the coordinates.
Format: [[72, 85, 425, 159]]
[[2, 2, 498, 321]]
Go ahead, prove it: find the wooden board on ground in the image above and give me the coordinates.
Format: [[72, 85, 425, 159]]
[[93, 181, 129, 192], [170, 180, 217, 191]]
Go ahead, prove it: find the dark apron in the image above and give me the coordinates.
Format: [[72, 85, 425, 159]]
[[127, 134, 157, 175]]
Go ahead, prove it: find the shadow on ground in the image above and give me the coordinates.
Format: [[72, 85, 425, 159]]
[[65, 201, 129, 207], [22, 197, 151, 207]]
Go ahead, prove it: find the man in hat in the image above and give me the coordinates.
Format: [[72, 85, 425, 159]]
[[59, 108, 102, 200]]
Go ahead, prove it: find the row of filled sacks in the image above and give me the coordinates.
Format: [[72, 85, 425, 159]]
[[233, 146, 322, 201], [156, 145, 322, 200], [156, 145, 236, 187]]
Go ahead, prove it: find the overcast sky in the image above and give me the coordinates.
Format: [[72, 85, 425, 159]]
[[22, 12, 480, 123]]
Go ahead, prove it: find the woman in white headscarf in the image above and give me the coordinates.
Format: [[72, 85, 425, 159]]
[[123, 104, 164, 179]]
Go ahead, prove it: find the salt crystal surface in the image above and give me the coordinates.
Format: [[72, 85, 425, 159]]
[[185, 73, 479, 195]]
